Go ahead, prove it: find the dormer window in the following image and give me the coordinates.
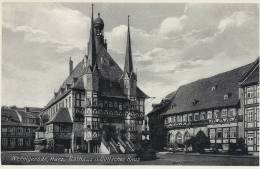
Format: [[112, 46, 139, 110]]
[[224, 93, 232, 100], [192, 99, 199, 105], [212, 85, 217, 91], [66, 84, 71, 90], [224, 94, 228, 100], [60, 87, 65, 94], [73, 77, 78, 83], [171, 104, 176, 109]]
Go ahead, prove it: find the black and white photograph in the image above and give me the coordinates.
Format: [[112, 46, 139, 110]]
[[1, 1, 259, 165]]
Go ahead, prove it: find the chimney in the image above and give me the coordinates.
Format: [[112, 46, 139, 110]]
[[69, 57, 73, 75], [24, 107, 29, 112], [73, 77, 78, 86], [66, 83, 71, 90], [54, 90, 58, 97]]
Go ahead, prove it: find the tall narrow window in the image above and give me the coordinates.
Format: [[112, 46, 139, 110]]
[[216, 128, 222, 139], [246, 86, 254, 104], [247, 133, 254, 145], [2, 138, 8, 147], [221, 109, 227, 119], [194, 113, 199, 121], [69, 96, 71, 108], [176, 132, 183, 144], [214, 110, 220, 119], [209, 129, 215, 139], [246, 108, 254, 122], [183, 114, 187, 122], [18, 138, 23, 146], [207, 111, 212, 119], [230, 127, 237, 138], [200, 112, 206, 120], [223, 128, 229, 139], [10, 138, 16, 147], [188, 113, 193, 121]]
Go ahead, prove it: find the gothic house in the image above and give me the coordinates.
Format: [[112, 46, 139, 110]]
[[35, 5, 148, 153]]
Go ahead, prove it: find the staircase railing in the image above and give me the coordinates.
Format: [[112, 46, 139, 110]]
[[126, 138, 135, 150], [118, 137, 134, 153], [109, 140, 118, 153], [111, 138, 122, 153]]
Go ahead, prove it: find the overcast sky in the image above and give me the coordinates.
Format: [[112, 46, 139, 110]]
[[2, 3, 259, 113]]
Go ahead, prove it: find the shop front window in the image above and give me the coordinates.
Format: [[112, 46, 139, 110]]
[[176, 132, 183, 144]]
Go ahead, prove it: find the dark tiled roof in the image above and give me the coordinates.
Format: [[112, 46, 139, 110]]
[[46, 107, 72, 124], [163, 62, 254, 116], [17, 110, 37, 119], [45, 60, 85, 109], [44, 46, 148, 110], [147, 91, 177, 116], [1, 108, 38, 127], [1, 108, 21, 123]]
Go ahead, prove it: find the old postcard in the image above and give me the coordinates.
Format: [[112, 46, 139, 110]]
[[1, 1, 259, 165]]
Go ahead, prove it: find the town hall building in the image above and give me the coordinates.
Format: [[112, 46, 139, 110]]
[[34, 5, 148, 153]]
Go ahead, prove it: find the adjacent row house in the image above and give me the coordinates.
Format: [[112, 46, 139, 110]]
[[1, 107, 41, 150], [239, 59, 259, 152]]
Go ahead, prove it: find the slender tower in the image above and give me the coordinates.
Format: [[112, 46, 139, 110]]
[[83, 4, 100, 153], [123, 15, 137, 98]]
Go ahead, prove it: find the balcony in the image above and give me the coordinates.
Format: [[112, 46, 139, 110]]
[[44, 132, 72, 139], [53, 132, 72, 139]]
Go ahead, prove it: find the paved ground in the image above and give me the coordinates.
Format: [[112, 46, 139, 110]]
[[137, 152, 259, 165], [1, 151, 259, 165]]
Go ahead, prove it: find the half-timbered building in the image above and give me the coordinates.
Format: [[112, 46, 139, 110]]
[[239, 58, 259, 152], [36, 5, 148, 153], [1, 107, 40, 150], [147, 92, 176, 151], [149, 59, 259, 152]]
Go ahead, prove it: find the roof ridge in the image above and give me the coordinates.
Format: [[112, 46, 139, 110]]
[[178, 61, 254, 89], [61, 59, 84, 86]]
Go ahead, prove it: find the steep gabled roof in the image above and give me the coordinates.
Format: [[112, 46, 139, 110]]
[[240, 58, 259, 86], [46, 107, 72, 124], [44, 60, 85, 110], [162, 62, 254, 116], [147, 91, 177, 117], [44, 45, 148, 111]]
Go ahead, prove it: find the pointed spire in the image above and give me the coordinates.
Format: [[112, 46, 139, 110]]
[[87, 4, 97, 70], [69, 56, 73, 75], [124, 15, 133, 74]]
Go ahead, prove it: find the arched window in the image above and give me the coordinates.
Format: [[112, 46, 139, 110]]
[[184, 131, 190, 141], [168, 133, 175, 144], [176, 132, 183, 144]]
